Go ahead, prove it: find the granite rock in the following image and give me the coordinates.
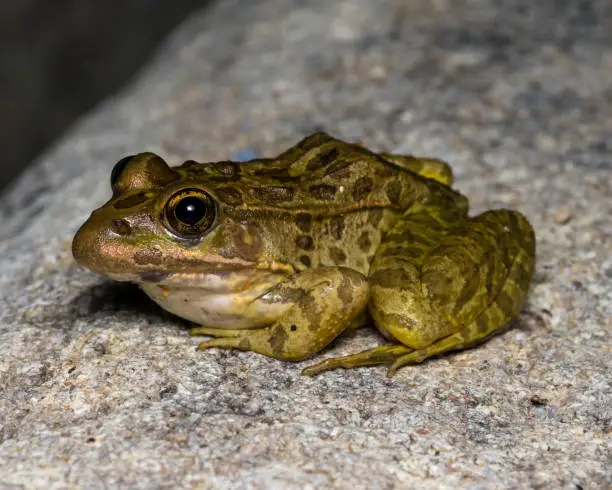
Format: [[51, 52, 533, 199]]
[[0, 0, 610, 488]]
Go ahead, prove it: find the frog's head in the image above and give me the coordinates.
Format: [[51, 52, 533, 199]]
[[72, 153, 285, 286]]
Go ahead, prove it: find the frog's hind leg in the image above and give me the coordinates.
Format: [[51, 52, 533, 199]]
[[304, 206, 461, 376], [306, 207, 535, 376], [384, 303, 518, 376], [301, 344, 413, 376], [373, 208, 535, 376]]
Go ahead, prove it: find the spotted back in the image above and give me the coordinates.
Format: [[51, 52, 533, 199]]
[[175, 132, 462, 214]]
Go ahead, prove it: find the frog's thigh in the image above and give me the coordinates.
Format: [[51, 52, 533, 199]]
[[195, 267, 369, 362], [302, 207, 459, 375], [371, 208, 535, 374]]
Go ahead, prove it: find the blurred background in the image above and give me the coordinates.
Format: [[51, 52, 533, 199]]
[[0, 0, 211, 193]]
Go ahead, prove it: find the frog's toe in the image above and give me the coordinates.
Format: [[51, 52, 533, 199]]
[[301, 359, 340, 376], [302, 345, 413, 376], [197, 337, 247, 351], [386, 351, 430, 377], [191, 326, 253, 351]]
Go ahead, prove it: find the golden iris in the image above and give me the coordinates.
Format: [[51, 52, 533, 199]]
[[163, 188, 216, 239]]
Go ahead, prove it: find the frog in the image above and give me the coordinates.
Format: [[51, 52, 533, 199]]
[[72, 132, 535, 376]]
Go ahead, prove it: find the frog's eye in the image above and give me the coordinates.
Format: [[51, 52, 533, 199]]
[[110, 155, 135, 190], [163, 188, 216, 239]]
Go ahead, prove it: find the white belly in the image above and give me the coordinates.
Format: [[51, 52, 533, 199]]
[[139, 281, 291, 328]]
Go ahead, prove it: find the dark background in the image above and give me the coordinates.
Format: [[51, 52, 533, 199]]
[[0, 0, 210, 193]]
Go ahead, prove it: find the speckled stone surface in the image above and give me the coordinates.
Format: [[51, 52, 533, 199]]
[[0, 0, 610, 488]]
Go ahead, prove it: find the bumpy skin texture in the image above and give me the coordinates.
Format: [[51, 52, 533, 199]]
[[72, 132, 536, 376]]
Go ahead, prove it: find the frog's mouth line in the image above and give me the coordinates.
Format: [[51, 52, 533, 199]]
[[105, 266, 291, 293]]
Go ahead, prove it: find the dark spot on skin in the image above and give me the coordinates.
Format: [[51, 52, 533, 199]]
[[216, 187, 244, 206], [110, 219, 132, 236], [295, 213, 313, 232], [300, 255, 312, 267], [140, 271, 170, 283], [306, 147, 339, 171], [374, 160, 397, 178], [476, 315, 490, 334], [253, 166, 297, 183], [496, 289, 516, 316], [485, 262, 502, 299], [324, 159, 352, 180], [330, 216, 345, 240], [301, 293, 324, 331], [500, 242, 515, 271], [273, 171, 301, 183], [268, 325, 289, 356], [329, 246, 347, 264], [368, 209, 384, 227], [296, 235, 314, 251], [114, 192, 149, 209], [252, 164, 280, 177], [352, 176, 374, 201], [232, 224, 263, 261], [452, 273, 481, 315], [386, 180, 402, 205], [251, 186, 295, 204], [309, 184, 337, 200], [357, 231, 371, 252], [133, 247, 163, 266], [290, 324, 297, 332]]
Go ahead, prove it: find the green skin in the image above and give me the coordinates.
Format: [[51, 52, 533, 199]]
[[72, 132, 536, 376]]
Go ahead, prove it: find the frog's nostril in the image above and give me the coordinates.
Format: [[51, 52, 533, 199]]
[[110, 219, 132, 236]]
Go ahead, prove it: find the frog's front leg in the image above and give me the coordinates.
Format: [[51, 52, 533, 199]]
[[306, 208, 535, 376], [192, 267, 369, 362]]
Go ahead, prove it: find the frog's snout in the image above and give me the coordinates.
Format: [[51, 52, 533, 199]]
[[72, 213, 131, 276], [72, 217, 105, 274]]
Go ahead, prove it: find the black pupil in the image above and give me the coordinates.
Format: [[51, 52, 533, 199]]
[[175, 196, 207, 225]]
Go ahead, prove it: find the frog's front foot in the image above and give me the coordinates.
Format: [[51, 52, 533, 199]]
[[191, 267, 370, 364]]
